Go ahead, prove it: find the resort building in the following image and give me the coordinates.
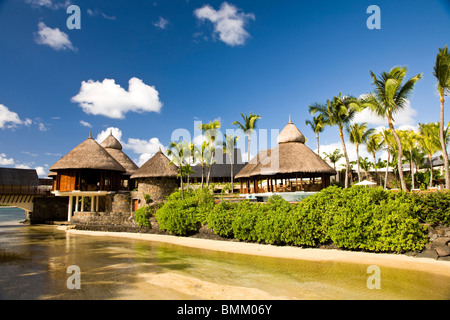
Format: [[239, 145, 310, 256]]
[[188, 148, 247, 185], [49, 133, 127, 221], [130, 148, 179, 210], [100, 131, 139, 191], [235, 117, 337, 194]]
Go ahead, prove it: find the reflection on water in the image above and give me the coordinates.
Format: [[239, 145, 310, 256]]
[[0, 207, 449, 300]]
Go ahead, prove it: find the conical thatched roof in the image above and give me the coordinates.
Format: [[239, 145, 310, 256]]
[[100, 132, 139, 176], [235, 117, 336, 178], [277, 115, 306, 144], [49, 133, 126, 172], [130, 148, 178, 179]]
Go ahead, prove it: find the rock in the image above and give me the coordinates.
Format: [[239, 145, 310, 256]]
[[415, 249, 439, 260], [432, 237, 450, 248], [435, 245, 450, 257]]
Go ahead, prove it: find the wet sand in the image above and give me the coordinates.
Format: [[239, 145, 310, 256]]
[[65, 228, 450, 278]]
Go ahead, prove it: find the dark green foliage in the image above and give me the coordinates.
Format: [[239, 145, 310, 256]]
[[135, 206, 152, 228], [154, 186, 443, 253]]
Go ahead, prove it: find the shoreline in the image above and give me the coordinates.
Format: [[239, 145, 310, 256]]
[[64, 227, 450, 278]]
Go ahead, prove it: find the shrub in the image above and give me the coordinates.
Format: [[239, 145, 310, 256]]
[[156, 198, 200, 235], [206, 201, 238, 238], [135, 206, 152, 228], [409, 192, 450, 226]]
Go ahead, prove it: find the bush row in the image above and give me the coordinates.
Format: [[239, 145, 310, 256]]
[[152, 186, 450, 253]]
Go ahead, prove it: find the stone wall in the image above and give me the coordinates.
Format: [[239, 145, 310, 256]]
[[70, 192, 138, 231], [412, 225, 450, 260], [31, 196, 68, 223], [133, 177, 178, 209]]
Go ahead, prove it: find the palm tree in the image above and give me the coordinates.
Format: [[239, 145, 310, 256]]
[[418, 123, 441, 188], [379, 128, 393, 189], [323, 149, 344, 171], [305, 114, 326, 156], [199, 119, 221, 186], [167, 140, 189, 199], [186, 142, 200, 189], [198, 141, 209, 188], [310, 94, 360, 188], [366, 133, 383, 185], [346, 122, 375, 182], [359, 157, 373, 178], [232, 113, 261, 163], [401, 130, 420, 190], [223, 134, 239, 193], [365, 66, 422, 191], [433, 46, 450, 189]]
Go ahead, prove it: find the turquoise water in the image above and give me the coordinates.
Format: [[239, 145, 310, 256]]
[[0, 207, 449, 300]]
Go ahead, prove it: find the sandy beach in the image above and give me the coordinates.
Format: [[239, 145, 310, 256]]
[[65, 228, 450, 278]]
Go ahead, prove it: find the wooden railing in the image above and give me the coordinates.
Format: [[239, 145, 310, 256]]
[[0, 185, 51, 195]]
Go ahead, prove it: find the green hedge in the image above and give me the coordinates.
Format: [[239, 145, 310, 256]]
[[152, 186, 446, 253]]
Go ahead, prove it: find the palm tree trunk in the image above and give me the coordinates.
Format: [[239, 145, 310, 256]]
[[339, 126, 350, 188], [429, 155, 434, 188], [439, 96, 450, 189], [410, 149, 415, 190], [229, 154, 234, 194], [316, 133, 320, 156], [180, 168, 184, 200], [247, 135, 251, 163], [201, 163, 204, 188], [389, 121, 407, 191], [356, 144, 361, 182], [384, 147, 390, 189], [372, 152, 378, 185]]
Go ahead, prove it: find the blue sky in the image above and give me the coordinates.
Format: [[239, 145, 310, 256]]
[[0, 0, 449, 176]]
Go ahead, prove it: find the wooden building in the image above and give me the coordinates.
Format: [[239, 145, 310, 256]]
[[100, 131, 139, 191], [49, 133, 126, 221]]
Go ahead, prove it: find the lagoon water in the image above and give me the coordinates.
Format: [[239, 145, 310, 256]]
[[0, 207, 449, 300]]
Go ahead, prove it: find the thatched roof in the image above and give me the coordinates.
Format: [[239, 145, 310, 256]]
[[100, 132, 139, 176], [49, 133, 126, 172], [235, 118, 336, 178], [0, 168, 39, 186], [130, 148, 178, 179], [277, 115, 306, 144]]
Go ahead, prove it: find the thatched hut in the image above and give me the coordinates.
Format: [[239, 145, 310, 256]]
[[49, 133, 126, 221], [235, 117, 336, 193], [100, 131, 139, 190], [130, 148, 179, 210]]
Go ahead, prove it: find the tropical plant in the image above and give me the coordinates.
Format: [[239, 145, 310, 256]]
[[199, 119, 221, 186], [433, 45, 450, 189], [310, 94, 361, 188], [418, 122, 442, 188], [366, 133, 383, 185], [378, 128, 394, 189], [359, 157, 372, 177], [346, 122, 375, 182], [167, 140, 190, 199], [305, 114, 326, 156], [232, 113, 261, 163], [365, 66, 422, 191], [223, 134, 239, 193], [323, 149, 344, 170]]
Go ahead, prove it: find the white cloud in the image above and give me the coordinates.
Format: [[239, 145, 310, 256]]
[[26, 0, 71, 10], [96, 127, 123, 145], [352, 99, 417, 127], [153, 16, 169, 29], [96, 127, 164, 166], [35, 166, 48, 177], [125, 137, 165, 166], [0, 153, 15, 166], [80, 120, 92, 128], [72, 77, 163, 119], [0, 104, 23, 129], [35, 22, 77, 51], [194, 2, 255, 46], [87, 8, 116, 20]]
